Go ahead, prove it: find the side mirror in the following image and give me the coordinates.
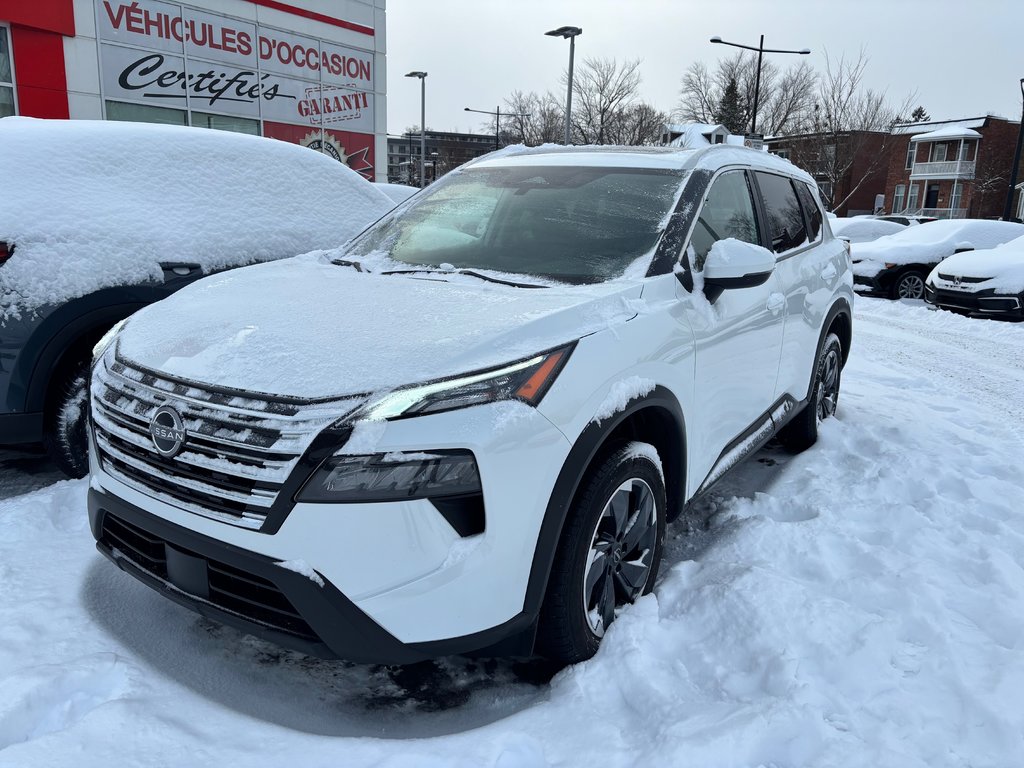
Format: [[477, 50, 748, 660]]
[[702, 240, 776, 303]]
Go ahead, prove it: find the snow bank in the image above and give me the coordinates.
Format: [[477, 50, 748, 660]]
[[851, 219, 1024, 277], [930, 234, 1024, 294], [829, 217, 906, 243], [0, 118, 393, 318]]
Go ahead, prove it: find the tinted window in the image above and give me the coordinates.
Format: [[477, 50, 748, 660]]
[[347, 165, 684, 284], [795, 182, 823, 242], [688, 171, 760, 270], [756, 172, 807, 254]]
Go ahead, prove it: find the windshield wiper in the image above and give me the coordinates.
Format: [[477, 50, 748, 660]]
[[380, 267, 548, 289], [330, 258, 365, 272]]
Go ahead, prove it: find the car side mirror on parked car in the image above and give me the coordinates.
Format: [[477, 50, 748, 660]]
[[702, 240, 776, 303]]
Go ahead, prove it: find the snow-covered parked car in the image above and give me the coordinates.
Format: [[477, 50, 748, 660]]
[[925, 234, 1024, 320], [87, 144, 853, 667], [829, 217, 906, 244], [851, 219, 1024, 300], [375, 182, 419, 205], [0, 117, 392, 477]]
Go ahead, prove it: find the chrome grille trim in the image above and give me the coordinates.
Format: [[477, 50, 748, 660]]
[[91, 346, 362, 529]]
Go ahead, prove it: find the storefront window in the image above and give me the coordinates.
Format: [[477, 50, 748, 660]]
[[191, 112, 260, 136], [106, 101, 187, 126], [0, 26, 15, 118]]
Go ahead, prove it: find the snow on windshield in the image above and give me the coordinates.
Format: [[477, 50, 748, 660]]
[[0, 118, 393, 319]]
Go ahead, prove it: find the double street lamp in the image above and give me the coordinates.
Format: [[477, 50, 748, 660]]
[[709, 35, 810, 136], [405, 70, 428, 188], [464, 106, 531, 151], [545, 26, 582, 145]]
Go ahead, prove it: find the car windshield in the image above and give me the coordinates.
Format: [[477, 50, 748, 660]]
[[345, 164, 685, 284]]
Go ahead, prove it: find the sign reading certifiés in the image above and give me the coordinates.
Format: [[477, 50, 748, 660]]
[[97, 0, 375, 131]]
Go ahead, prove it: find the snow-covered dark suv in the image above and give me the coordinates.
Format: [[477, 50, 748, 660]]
[[0, 118, 391, 476]]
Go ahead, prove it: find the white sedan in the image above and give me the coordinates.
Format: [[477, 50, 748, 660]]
[[926, 234, 1024, 319]]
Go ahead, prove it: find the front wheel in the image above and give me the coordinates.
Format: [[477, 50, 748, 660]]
[[778, 332, 842, 453], [892, 269, 927, 300], [536, 444, 666, 666], [42, 359, 90, 478]]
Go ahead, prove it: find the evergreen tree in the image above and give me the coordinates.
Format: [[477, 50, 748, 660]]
[[714, 77, 746, 134], [911, 105, 929, 122]]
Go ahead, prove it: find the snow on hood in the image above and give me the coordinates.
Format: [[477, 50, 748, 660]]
[[0, 118, 393, 319], [929, 234, 1024, 294], [851, 219, 1024, 277], [115, 255, 644, 400]]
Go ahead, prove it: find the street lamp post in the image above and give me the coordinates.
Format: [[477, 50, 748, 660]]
[[1003, 78, 1024, 221], [545, 26, 582, 145], [465, 106, 530, 151], [405, 71, 428, 188], [709, 35, 810, 137]]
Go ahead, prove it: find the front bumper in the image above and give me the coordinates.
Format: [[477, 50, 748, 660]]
[[89, 401, 573, 661], [925, 285, 1024, 320], [852, 271, 891, 297]]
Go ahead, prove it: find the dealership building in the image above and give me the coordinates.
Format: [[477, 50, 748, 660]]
[[0, 0, 387, 179]]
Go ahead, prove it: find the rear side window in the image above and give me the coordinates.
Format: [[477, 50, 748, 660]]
[[795, 183, 823, 242], [688, 171, 760, 270], [755, 172, 807, 254]]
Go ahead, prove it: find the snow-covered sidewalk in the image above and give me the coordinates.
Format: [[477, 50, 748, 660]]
[[1, 298, 1023, 767]]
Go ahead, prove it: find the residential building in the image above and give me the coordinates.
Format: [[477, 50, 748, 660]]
[[0, 0, 387, 179], [661, 122, 736, 148], [386, 130, 496, 185], [766, 131, 891, 216], [885, 116, 1023, 220]]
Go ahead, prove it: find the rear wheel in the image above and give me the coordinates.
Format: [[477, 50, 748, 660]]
[[778, 332, 842, 453], [892, 269, 927, 300], [536, 444, 666, 666], [42, 358, 90, 478]]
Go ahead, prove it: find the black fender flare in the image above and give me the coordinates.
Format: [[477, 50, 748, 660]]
[[805, 297, 852, 403], [523, 385, 687, 621]]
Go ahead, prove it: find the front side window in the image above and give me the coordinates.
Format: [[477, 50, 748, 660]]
[[0, 27, 14, 118], [687, 171, 760, 270], [347, 165, 685, 284], [755, 172, 808, 254]]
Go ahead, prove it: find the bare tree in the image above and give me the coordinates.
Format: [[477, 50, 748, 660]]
[[568, 57, 643, 144], [787, 51, 913, 213], [501, 90, 565, 146], [604, 102, 668, 146], [971, 150, 1011, 218], [675, 52, 817, 135]]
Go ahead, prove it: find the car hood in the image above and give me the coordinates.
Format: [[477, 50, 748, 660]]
[[929, 242, 1024, 295], [116, 255, 644, 400]]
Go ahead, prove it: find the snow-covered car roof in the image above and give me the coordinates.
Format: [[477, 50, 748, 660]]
[[0, 117, 393, 317], [931, 234, 1024, 295], [468, 143, 814, 183], [829, 218, 906, 243], [851, 219, 1024, 267], [374, 183, 419, 205]]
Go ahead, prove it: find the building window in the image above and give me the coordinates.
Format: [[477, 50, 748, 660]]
[[774, 149, 790, 160], [905, 143, 915, 169], [191, 112, 260, 136], [0, 26, 15, 118], [892, 184, 905, 213], [950, 181, 963, 211], [931, 143, 947, 162], [907, 183, 919, 212], [106, 101, 187, 126]]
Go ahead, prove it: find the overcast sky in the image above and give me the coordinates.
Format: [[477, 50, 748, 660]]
[[384, 0, 1022, 137]]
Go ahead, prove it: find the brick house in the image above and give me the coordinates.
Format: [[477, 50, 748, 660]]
[[885, 116, 1023, 219], [765, 130, 891, 216]]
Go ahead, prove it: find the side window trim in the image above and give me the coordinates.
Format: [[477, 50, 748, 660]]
[[751, 170, 813, 260], [795, 181, 824, 246]]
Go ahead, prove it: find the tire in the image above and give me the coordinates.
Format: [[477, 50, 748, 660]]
[[536, 443, 666, 666], [778, 332, 842, 453], [42, 358, 90, 478], [891, 269, 927, 300]]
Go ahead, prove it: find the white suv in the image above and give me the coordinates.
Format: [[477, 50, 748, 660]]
[[88, 146, 852, 666]]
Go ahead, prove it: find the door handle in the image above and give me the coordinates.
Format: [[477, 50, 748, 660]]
[[767, 293, 786, 315], [820, 263, 838, 282]]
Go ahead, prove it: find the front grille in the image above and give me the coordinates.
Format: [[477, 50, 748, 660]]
[[91, 346, 360, 530], [100, 512, 318, 640], [930, 289, 983, 311], [936, 273, 988, 283]]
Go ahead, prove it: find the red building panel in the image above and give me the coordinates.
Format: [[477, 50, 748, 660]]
[[9, 25, 69, 118]]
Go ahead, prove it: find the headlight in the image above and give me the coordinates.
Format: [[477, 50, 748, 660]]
[[92, 318, 129, 364], [355, 343, 574, 421], [296, 450, 481, 503]]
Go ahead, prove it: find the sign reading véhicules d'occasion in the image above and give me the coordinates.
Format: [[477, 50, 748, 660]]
[[96, 0, 375, 133]]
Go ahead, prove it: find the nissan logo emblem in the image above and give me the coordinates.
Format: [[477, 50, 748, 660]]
[[150, 405, 187, 458]]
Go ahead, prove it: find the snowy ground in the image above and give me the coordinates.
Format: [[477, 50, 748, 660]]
[[1, 297, 1023, 767]]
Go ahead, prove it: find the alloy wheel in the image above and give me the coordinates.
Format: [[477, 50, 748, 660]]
[[816, 346, 841, 422], [581, 478, 657, 636], [897, 273, 925, 300]]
